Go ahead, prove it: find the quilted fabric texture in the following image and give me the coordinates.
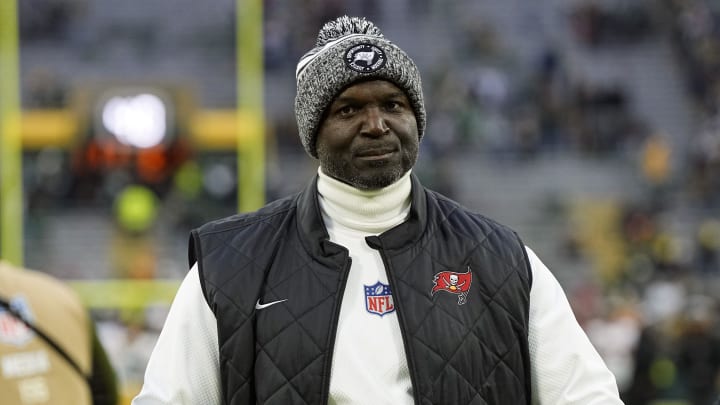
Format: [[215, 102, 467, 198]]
[[191, 175, 531, 404]]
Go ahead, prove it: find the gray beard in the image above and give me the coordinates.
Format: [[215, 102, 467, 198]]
[[319, 158, 405, 190]]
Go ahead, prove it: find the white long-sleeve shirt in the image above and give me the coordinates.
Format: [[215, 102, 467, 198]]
[[133, 170, 623, 404]]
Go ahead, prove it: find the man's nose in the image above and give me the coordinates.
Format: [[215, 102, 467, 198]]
[[360, 107, 389, 137]]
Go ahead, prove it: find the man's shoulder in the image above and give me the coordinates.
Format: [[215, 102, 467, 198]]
[[426, 188, 517, 235], [423, 189, 532, 285], [194, 193, 299, 237], [0, 262, 76, 297], [0, 262, 88, 323]]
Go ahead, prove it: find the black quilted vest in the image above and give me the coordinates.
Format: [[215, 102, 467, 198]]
[[189, 174, 533, 405]]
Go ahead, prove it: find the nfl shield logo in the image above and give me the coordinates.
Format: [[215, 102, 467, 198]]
[[0, 295, 35, 346], [364, 281, 395, 317]]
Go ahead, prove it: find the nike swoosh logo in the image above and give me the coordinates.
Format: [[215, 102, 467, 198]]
[[255, 298, 288, 310]]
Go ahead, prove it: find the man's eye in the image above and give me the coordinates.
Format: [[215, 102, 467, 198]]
[[385, 101, 402, 111], [338, 105, 356, 115]]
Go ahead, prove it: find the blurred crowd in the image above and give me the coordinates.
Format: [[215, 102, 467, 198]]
[[564, 194, 720, 403], [665, 0, 720, 208]]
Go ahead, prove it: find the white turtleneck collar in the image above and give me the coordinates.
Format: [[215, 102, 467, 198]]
[[317, 168, 412, 234]]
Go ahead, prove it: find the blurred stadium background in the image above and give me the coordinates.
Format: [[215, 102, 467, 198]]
[[2, 0, 720, 403]]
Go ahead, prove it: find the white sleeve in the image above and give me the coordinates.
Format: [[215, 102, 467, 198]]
[[132, 264, 221, 405], [526, 247, 624, 405]]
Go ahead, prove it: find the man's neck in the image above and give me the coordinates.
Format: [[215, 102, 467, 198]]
[[317, 169, 412, 233]]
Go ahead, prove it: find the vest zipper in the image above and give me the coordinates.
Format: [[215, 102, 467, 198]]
[[320, 257, 352, 405], [375, 242, 421, 405]]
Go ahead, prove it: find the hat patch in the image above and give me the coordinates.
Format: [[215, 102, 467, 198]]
[[344, 43, 387, 73]]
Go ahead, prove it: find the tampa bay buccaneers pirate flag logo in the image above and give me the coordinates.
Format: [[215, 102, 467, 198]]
[[431, 267, 473, 305]]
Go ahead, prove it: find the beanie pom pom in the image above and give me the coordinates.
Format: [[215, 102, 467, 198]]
[[315, 16, 383, 47]]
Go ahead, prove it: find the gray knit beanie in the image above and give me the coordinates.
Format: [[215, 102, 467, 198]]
[[295, 16, 426, 158]]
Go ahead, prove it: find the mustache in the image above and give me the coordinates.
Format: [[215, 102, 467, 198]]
[[352, 143, 398, 157]]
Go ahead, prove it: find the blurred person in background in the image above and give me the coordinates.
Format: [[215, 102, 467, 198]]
[[675, 295, 720, 405], [623, 293, 720, 404], [134, 16, 622, 404], [0, 260, 118, 404]]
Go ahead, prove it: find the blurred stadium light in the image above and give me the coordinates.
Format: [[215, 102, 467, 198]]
[[100, 91, 170, 149]]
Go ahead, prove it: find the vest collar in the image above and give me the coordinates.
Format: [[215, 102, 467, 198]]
[[296, 173, 428, 261], [374, 173, 428, 251]]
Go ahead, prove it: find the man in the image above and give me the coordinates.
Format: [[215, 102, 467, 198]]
[[134, 16, 623, 404], [0, 260, 118, 405]]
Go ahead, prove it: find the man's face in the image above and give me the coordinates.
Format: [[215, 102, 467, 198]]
[[315, 80, 419, 190]]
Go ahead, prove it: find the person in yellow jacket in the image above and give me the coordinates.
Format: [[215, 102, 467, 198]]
[[0, 260, 118, 405]]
